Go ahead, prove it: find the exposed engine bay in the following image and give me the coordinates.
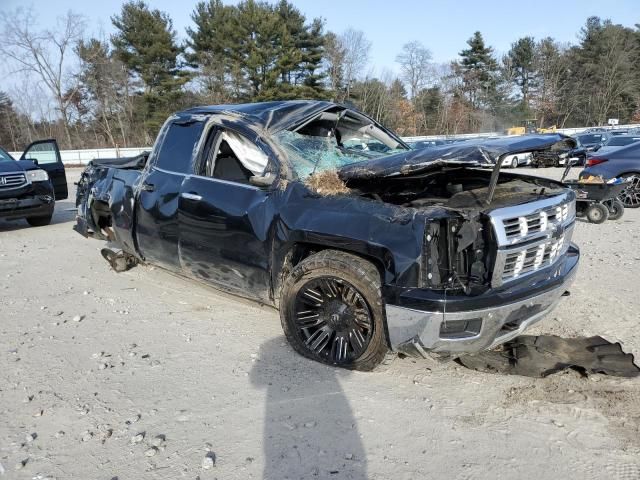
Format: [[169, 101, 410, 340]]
[[351, 168, 567, 212]]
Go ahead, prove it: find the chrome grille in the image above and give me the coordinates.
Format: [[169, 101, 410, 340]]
[[500, 225, 573, 281], [502, 203, 573, 241], [0, 173, 27, 189], [489, 191, 576, 286]]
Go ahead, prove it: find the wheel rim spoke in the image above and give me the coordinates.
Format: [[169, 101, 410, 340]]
[[331, 332, 348, 362], [294, 276, 373, 365], [306, 326, 333, 353]]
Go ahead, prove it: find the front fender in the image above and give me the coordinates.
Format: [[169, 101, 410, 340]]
[[269, 183, 437, 292]]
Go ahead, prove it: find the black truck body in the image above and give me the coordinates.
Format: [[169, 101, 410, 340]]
[[74, 101, 579, 370]]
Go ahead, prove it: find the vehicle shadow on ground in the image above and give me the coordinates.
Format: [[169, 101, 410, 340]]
[[0, 200, 76, 232], [250, 337, 368, 479]]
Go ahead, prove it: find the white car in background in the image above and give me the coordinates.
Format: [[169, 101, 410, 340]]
[[501, 152, 532, 168]]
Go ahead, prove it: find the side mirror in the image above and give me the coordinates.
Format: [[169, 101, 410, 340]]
[[249, 173, 276, 188], [26, 157, 39, 165]]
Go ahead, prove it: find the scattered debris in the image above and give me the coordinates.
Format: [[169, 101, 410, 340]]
[[150, 435, 165, 448], [304, 170, 350, 195], [81, 431, 93, 442], [144, 447, 157, 457], [72, 315, 84, 323], [130, 433, 145, 444], [458, 335, 640, 377], [125, 414, 141, 425], [201, 452, 215, 470]]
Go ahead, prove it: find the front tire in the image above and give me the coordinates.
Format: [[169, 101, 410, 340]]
[[511, 157, 518, 168], [279, 250, 392, 371], [586, 203, 609, 224]]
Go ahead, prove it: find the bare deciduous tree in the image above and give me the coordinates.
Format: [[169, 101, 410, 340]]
[[340, 29, 371, 100], [396, 41, 433, 99], [323, 32, 346, 99], [0, 8, 85, 148]]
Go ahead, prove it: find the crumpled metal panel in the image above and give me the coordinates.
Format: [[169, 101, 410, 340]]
[[340, 134, 578, 182]]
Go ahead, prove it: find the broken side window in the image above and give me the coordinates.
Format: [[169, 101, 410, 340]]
[[206, 129, 269, 185]]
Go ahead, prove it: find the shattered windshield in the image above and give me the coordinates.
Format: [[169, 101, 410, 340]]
[[275, 129, 406, 179]]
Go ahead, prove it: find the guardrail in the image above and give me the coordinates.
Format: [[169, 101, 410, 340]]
[[9, 147, 150, 166]]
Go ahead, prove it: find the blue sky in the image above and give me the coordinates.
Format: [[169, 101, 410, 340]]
[[1, 0, 639, 71]]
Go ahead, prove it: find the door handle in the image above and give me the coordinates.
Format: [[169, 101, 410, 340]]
[[181, 192, 202, 201], [141, 183, 155, 192]]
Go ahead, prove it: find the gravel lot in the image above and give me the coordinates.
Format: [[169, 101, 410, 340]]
[[1, 167, 639, 479]]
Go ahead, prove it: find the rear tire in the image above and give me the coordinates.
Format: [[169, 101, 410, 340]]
[[279, 250, 393, 371], [26, 214, 53, 227], [606, 199, 625, 221], [586, 203, 609, 224]]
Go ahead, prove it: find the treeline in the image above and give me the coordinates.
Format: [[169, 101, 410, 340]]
[[0, 1, 639, 150]]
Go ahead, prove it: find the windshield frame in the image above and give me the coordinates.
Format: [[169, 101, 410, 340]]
[[275, 107, 411, 180]]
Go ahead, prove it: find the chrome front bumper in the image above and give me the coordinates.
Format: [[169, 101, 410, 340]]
[[385, 247, 579, 358]]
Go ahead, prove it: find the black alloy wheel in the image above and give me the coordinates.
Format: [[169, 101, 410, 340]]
[[620, 174, 640, 208], [279, 250, 393, 371], [293, 277, 373, 364]]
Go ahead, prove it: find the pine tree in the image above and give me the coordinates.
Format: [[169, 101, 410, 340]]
[[186, 0, 236, 102], [508, 36, 537, 110], [186, 0, 326, 102], [456, 31, 499, 109], [111, 1, 189, 140]]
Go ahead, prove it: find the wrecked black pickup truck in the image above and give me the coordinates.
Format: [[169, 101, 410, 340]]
[[75, 101, 579, 371]]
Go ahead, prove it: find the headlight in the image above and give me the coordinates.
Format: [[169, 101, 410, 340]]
[[27, 169, 49, 182]]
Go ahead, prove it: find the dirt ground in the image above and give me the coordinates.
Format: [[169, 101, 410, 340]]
[[1, 167, 639, 480]]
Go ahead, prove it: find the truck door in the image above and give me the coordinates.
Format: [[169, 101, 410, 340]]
[[135, 118, 205, 272], [177, 126, 273, 301], [20, 139, 68, 200]]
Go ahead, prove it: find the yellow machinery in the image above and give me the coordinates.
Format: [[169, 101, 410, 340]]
[[506, 119, 557, 135]]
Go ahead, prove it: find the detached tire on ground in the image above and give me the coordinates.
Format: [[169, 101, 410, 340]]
[[279, 250, 394, 371], [607, 199, 625, 221], [586, 203, 609, 224], [26, 214, 53, 227]]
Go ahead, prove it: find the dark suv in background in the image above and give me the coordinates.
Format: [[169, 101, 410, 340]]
[[0, 140, 68, 226]]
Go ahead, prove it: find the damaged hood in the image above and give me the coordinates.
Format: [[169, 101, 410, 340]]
[[339, 134, 577, 181]]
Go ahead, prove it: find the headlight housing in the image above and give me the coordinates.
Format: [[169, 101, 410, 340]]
[[27, 169, 49, 182]]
